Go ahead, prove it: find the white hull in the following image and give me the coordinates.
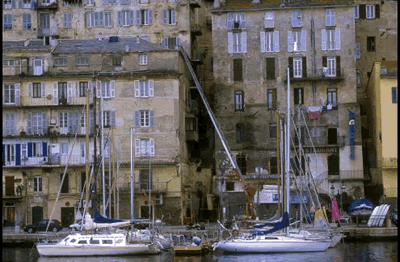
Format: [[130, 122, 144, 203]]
[[37, 243, 159, 257], [215, 236, 331, 253]]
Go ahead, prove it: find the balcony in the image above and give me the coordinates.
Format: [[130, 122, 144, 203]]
[[2, 154, 95, 167], [36, 0, 59, 9], [190, 24, 202, 36], [286, 68, 345, 83], [189, 0, 200, 8], [381, 157, 397, 169], [3, 185, 24, 200], [21, 96, 94, 107], [327, 170, 364, 181], [302, 135, 345, 147], [191, 52, 204, 66], [119, 182, 168, 194], [48, 126, 95, 137]]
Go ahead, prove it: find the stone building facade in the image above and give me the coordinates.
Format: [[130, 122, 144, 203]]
[[211, 0, 365, 218]]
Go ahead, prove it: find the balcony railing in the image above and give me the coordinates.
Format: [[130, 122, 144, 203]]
[[49, 126, 95, 136], [2, 155, 94, 167], [190, 24, 202, 36], [189, 0, 200, 8], [287, 68, 345, 83], [301, 136, 345, 147], [119, 182, 168, 194], [3, 185, 24, 199], [327, 170, 364, 180], [21, 96, 94, 107], [381, 157, 397, 169], [36, 0, 59, 9]]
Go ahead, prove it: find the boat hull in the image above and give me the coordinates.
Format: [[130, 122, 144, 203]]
[[36, 243, 160, 257], [173, 246, 203, 256], [215, 237, 331, 253]]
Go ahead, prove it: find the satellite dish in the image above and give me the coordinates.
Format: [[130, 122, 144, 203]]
[[47, 94, 52, 100]]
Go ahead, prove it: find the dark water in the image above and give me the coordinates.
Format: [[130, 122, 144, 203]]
[[3, 241, 398, 262]]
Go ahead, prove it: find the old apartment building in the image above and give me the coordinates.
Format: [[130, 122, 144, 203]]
[[210, 0, 365, 218], [2, 35, 214, 227]]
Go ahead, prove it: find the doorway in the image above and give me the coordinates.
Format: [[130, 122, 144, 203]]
[[32, 206, 43, 225], [328, 128, 338, 145], [5, 176, 15, 196], [61, 207, 74, 228]]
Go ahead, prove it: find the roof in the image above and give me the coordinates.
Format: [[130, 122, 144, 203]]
[[2, 40, 52, 50], [52, 37, 171, 54], [214, 0, 354, 11]]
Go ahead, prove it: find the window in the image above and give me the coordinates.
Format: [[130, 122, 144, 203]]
[[266, 58, 276, 80], [264, 12, 274, 28], [292, 10, 302, 27], [4, 84, 15, 104], [228, 32, 247, 53], [236, 123, 244, 143], [327, 88, 337, 106], [34, 177, 42, 192], [226, 13, 246, 29], [61, 143, 68, 154], [27, 112, 47, 135], [102, 240, 113, 244], [87, 11, 105, 27], [80, 141, 85, 158], [101, 81, 113, 98], [287, 31, 306, 52], [79, 82, 88, 97], [39, 13, 50, 29], [140, 110, 150, 127], [392, 87, 397, 104], [90, 239, 100, 244], [31, 142, 42, 157], [103, 111, 115, 127], [3, 14, 12, 30], [186, 118, 196, 131], [293, 57, 302, 78], [356, 70, 362, 87], [294, 88, 304, 105], [326, 30, 335, 50], [33, 83, 42, 98], [59, 112, 68, 128], [226, 181, 235, 191], [355, 43, 361, 59], [367, 37, 375, 52], [136, 9, 153, 26], [117, 10, 134, 26], [76, 57, 89, 66], [78, 240, 87, 244], [260, 31, 279, 53], [60, 173, 69, 193], [326, 9, 336, 26], [64, 13, 72, 28], [23, 13, 31, 29], [34, 59, 43, 75], [4, 0, 12, 9], [327, 57, 336, 77], [4, 113, 16, 136], [236, 154, 247, 175], [269, 124, 277, 139], [54, 58, 67, 66], [163, 37, 181, 49], [134, 80, 154, 98], [267, 89, 277, 110], [87, 0, 94, 5], [270, 157, 278, 175], [104, 11, 112, 27], [366, 5, 375, 19], [21, 144, 27, 158], [323, 56, 340, 77], [3, 59, 20, 66], [139, 54, 148, 65], [355, 5, 359, 19], [328, 128, 337, 145], [234, 91, 244, 111], [112, 57, 122, 66], [163, 9, 177, 25], [233, 59, 243, 81], [23, 0, 31, 8], [135, 138, 155, 157]]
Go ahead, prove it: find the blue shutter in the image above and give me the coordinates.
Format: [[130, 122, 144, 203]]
[[28, 142, 33, 157], [16, 144, 21, 166], [42, 142, 47, 157]]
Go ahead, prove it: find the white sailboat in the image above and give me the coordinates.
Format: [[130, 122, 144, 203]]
[[213, 67, 331, 253]]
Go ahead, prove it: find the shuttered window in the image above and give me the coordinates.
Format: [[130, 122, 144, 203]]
[[354, 5, 359, 19], [136, 9, 153, 26], [228, 32, 247, 53], [87, 11, 105, 27], [234, 91, 244, 111], [292, 10, 302, 27], [135, 139, 155, 157], [287, 31, 306, 52], [117, 10, 134, 26], [326, 9, 336, 27], [226, 13, 246, 29], [23, 13, 31, 30], [64, 13, 72, 28], [134, 80, 154, 98], [3, 14, 12, 30], [163, 9, 177, 25], [5, 113, 16, 136], [267, 89, 277, 110]]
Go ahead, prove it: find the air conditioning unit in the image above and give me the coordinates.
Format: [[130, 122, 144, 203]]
[[322, 67, 328, 77], [155, 194, 163, 205]]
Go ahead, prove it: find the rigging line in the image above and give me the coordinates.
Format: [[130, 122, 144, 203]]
[[46, 103, 88, 233], [289, 166, 312, 225], [80, 163, 96, 231]]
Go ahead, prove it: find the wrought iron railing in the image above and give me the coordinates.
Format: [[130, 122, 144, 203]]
[[118, 182, 168, 193]]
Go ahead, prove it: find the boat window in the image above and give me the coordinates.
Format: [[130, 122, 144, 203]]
[[90, 239, 100, 244], [115, 239, 123, 244], [64, 237, 69, 242], [102, 239, 113, 244], [264, 237, 279, 239], [78, 240, 87, 244], [69, 239, 76, 243]]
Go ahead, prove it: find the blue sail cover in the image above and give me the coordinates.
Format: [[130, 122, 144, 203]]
[[349, 198, 375, 212], [93, 210, 125, 223], [250, 212, 290, 236]]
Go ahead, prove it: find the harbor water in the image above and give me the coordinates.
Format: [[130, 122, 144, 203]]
[[3, 241, 398, 262]]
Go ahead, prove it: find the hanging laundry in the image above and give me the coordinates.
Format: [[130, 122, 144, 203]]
[[327, 104, 333, 110], [308, 106, 322, 119]]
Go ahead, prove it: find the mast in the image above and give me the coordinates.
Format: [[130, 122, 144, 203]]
[[101, 90, 106, 216], [130, 128, 135, 221], [109, 131, 112, 216], [112, 127, 116, 218], [277, 113, 281, 216], [285, 66, 291, 235], [84, 87, 90, 216]]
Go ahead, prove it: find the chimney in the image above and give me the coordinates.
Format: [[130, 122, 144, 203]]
[[97, 33, 103, 41], [125, 45, 129, 52]]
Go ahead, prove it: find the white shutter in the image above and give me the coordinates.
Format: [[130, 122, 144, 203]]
[[110, 80, 115, 97], [335, 28, 341, 50], [150, 138, 155, 156], [226, 13, 233, 29], [136, 10, 141, 25], [41, 82, 45, 98], [15, 83, 20, 106], [240, 13, 246, 29], [134, 80, 140, 97], [28, 82, 33, 97], [273, 31, 280, 52], [163, 10, 168, 24], [321, 29, 327, 51], [75, 82, 79, 96], [287, 31, 293, 52], [260, 31, 265, 53], [117, 11, 122, 26], [176, 37, 181, 47], [67, 81, 73, 103], [228, 32, 234, 54], [148, 10, 153, 25], [135, 139, 140, 156], [90, 81, 94, 98], [149, 80, 154, 97], [241, 32, 247, 53], [129, 10, 134, 26], [300, 30, 307, 52], [53, 82, 58, 105], [96, 81, 101, 97], [171, 10, 176, 25]]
